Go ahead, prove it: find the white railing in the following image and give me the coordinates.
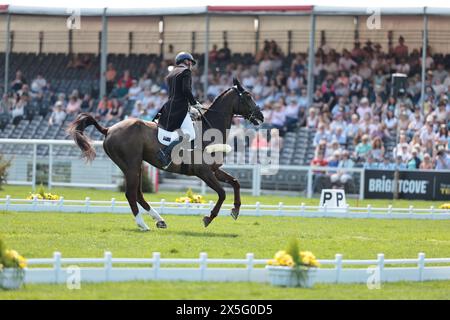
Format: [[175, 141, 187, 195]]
[[24, 251, 450, 284], [1, 196, 450, 220], [0, 139, 364, 198]]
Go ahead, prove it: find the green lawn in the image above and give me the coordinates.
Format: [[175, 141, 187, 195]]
[[1, 213, 449, 260], [1, 281, 449, 300], [0, 185, 446, 208], [1, 185, 449, 300]]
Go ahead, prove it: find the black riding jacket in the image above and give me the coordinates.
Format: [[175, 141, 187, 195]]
[[157, 65, 196, 131]]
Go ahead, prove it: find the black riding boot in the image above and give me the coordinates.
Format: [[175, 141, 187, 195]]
[[158, 135, 185, 169]]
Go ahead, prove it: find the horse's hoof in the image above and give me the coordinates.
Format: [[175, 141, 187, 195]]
[[156, 221, 167, 229], [231, 208, 240, 220], [138, 226, 150, 232], [203, 216, 212, 228]]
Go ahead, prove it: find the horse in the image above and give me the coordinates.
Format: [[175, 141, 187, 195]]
[[67, 78, 264, 231]]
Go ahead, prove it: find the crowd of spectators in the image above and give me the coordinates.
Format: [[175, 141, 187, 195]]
[[1, 36, 449, 176]]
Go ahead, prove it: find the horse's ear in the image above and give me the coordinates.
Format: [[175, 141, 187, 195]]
[[233, 78, 244, 92]]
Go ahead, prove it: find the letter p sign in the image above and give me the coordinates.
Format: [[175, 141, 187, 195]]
[[319, 189, 347, 212]]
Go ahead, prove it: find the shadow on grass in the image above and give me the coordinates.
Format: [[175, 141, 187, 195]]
[[166, 230, 239, 238], [119, 228, 238, 238]]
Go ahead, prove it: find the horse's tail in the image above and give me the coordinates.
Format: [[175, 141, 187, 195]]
[[67, 113, 108, 162]]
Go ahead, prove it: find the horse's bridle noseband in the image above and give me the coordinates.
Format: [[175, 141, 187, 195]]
[[231, 86, 260, 124]]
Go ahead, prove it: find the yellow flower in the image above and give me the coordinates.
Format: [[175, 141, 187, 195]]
[[440, 203, 450, 209]]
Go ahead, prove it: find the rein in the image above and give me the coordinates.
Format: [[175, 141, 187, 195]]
[[196, 87, 258, 129]]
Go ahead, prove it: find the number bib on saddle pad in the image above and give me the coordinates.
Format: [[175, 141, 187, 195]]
[[157, 113, 196, 146]]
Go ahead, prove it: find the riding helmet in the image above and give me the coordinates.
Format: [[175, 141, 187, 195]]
[[175, 52, 197, 66]]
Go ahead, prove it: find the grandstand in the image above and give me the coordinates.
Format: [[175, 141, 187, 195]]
[[0, 5, 449, 197]]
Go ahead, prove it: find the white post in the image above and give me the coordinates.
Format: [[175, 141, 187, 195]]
[[160, 199, 165, 214], [418, 252, 425, 282], [5, 195, 10, 211], [199, 252, 207, 281], [54, 251, 61, 284], [377, 253, 385, 283], [111, 198, 115, 213], [58, 196, 64, 212], [388, 205, 392, 218], [201, 181, 206, 195], [246, 253, 254, 282], [345, 204, 349, 216], [32, 195, 38, 211], [278, 202, 283, 216], [359, 169, 365, 200], [104, 251, 112, 281], [300, 202, 305, 216], [430, 206, 435, 220], [255, 201, 261, 216], [32, 143, 37, 191], [335, 254, 343, 283], [367, 204, 372, 218], [153, 252, 160, 280], [409, 205, 414, 219], [48, 143, 53, 190], [307, 168, 313, 198], [85, 197, 90, 213], [184, 199, 190, 215]]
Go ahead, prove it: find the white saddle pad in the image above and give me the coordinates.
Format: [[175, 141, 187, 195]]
[[157, 113, 196, 146]]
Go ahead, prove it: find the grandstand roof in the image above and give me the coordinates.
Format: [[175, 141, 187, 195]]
[[2, 4, 450, 16]]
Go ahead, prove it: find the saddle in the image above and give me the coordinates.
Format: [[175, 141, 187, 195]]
[[157, 112, 197, 146]]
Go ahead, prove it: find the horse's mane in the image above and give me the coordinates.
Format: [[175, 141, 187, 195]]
[[205, 87, 233, 112]]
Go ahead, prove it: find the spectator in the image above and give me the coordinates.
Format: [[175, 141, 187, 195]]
[[311, 152, 329, 192], [118, 70, 133, 89], [393, 36, 409, 60], [105, 63, 117, 95], [406, 148, 422, 169], [354, 134, 372, 161], [435, 148, 450, 170], [106, 98, 123, 121], [48, 101, 66, 126], [80, 94, 94, 113], [394, 154, 407, 170], [128, 79, 142, 101], [11, 95, 26, 125], [331, 150, 354, 187], [11, 70, 26, 92], [313, 123, 330, 146], [30, 74, 47, 93], [306, 108, 319, 129], [420, 153, 434, 169], [96, 96, 112, 120], [370, 136, 385, 162], [66, 95, 81, 115]]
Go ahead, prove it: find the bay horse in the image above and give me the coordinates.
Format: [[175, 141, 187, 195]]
[[68, 78, 264, 231]]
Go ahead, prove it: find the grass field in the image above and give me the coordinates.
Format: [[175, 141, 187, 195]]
[[1, 185, 447, 208], [1, 185, 449, 300], [1, 281, 450, 300]]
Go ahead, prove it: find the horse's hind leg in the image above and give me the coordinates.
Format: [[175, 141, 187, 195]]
[[136, 167, 167, 229], [214, 169, 241, 220], [124, 168, 150, 231]]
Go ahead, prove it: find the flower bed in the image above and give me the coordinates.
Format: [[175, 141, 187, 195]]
[[0, 239, 27, 290], [266, 240, 319, 288]]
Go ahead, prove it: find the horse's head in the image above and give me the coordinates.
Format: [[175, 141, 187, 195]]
[[231, 78, 264, 126]]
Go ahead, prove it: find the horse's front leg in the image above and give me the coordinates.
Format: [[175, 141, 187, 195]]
[[214, 169, 241, 220], [197, 168, 226, 227]]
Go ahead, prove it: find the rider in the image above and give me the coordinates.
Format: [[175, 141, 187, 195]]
[[157, 52, 202, 169]]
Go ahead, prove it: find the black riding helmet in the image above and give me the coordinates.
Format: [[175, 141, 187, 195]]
[[175, 52, 197, 66]]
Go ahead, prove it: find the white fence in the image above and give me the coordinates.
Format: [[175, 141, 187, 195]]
[[24, 251, 450, 284], [1, 197, 450, 220], [1, 139, 365, 198]]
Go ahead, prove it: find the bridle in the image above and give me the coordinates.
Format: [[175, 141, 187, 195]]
[[195, 86, 260, 129]]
